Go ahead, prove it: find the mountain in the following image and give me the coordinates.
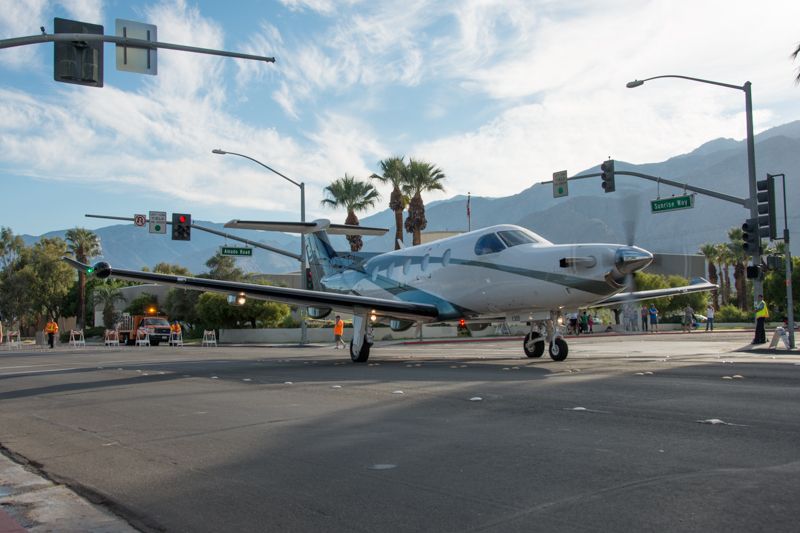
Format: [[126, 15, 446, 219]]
[[360, 120, 800, 256], [21, 120, 800, 270]]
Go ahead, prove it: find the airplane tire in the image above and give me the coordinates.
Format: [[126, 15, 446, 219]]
[[523, 332, 544, 358], [549, 338, 568, 361], [350, 337, 372, 363]]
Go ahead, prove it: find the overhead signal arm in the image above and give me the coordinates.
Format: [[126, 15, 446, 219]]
[[0, 32, 275, 63], [85, 213, 300, 260]]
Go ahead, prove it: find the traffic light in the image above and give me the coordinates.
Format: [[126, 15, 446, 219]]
[[54, 18, 104, 87], [756, 176, 777, 241], [741, 218, 760, 255], [305, 267, 314, 290], [171, 213, 191, 241], [600, 159, 615, 193]]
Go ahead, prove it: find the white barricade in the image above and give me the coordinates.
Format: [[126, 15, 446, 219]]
[[202, 330, 217, 347], [69, 329, 86, 347], [769, 327, 792, 350], [169, 331, 184, 346], [104, 329, 120, 347], [7, 331, 22, 349], [135, 329, 150, 346]]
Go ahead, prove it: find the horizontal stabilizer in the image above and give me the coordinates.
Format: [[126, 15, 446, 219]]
[[225, 219, 388, 236]]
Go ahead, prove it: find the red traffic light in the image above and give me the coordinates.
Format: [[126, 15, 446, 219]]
[[178, 215, 187, 223]]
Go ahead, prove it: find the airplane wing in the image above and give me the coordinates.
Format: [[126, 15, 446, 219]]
[[62, 257, 439, 322], [591, 278, 717, 307]]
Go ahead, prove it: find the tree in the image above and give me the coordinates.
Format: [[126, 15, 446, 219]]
[[321, 174, 381, 252], [92, 282, 125, 329], [153, 262, 192, 276], [26, 238, 74, 321], [164, 288, 200, 325], [727, 227, 748, 310], [403, 159, 446, 246], [372, 156, 408, 250], [0, 227, 24, 270], [763, 256, 800, 318], [793, 43, 800, 83], [716, 243, 732, 306], [125, 293, 158, 315], [65, 228, 101, 329], [205, 252, 245, 281], [699, 243, 719, 309]]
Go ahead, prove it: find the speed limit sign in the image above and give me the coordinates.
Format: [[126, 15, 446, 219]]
[[134, 214, 146, 227]]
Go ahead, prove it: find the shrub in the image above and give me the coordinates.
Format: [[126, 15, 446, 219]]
[[716, 305, 752, 323]]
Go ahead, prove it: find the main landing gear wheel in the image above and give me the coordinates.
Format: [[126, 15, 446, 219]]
[[549, 338, 568, 361], [350, 337, 372, 363], [523, 332, 545, 358]]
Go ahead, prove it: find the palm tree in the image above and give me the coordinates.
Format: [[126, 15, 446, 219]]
[[727, 227, 749, 310], [793, 43, 800, 83], [66, 228, 101, 329], [402, 159, 446, 246], [371, 156, 408, 250], [321, 174, 381, 252], [92, 283, 124, 329], [716, 243, 732, 306], [699, 243, 719, 310]]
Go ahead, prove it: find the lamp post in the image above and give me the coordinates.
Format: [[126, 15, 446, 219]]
[[212, 149, 308, 345], [626, 75, 761, 305]]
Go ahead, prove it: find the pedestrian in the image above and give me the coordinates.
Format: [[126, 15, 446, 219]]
[[580, 311, 589, 334], [682, 304, 695, 333], [334, 315, 345, 349], [641, 305, 648, 332], [587, 313, 594, 334], [569, 312, 578, 335], [44, 318, 59, 348], [649, 303, 659, 333], [170, 321, 182, 345], [705, 303, 715, 332], [753, 294, 768, 344]]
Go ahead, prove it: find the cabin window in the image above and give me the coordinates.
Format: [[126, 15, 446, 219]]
[[421, 253, 430, 271], [497, 230, 538, 247], [371, 265, 378, 282], [474, 233, 506, 256], [403, 258, 411, 275], [442, 249, 451, 267]]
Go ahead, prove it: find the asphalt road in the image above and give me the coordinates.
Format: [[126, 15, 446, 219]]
[[1, 332, 799, 532]]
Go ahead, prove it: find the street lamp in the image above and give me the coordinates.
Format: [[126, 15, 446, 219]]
[[212, 148, 308, 345], [627, 74, 761, 304]]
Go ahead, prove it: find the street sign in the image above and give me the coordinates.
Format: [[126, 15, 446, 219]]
[[651, 194, 695, 214], [553, 170, 568, 198], [149, 210, 166, 234], [115, 19, 157, 75], [133, 214, 146, 227], [221, 246, 253, 257]]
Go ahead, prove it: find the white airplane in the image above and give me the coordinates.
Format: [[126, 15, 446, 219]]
[[64, 219, 714, 363]]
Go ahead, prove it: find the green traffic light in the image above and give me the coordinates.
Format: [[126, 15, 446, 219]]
[[87, 267, 94, 274]]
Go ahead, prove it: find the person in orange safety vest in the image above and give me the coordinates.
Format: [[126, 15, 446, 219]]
[[44, 319, 59, 348], [333, 315, 345, 349]]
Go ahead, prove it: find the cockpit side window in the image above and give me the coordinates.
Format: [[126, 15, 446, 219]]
[[497, 230, 538, 247], [474, 233, 507, 256]]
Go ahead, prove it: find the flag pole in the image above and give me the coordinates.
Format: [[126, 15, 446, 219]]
[[467, 192, 471, 232]]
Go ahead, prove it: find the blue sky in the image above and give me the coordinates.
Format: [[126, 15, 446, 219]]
[[2, 0, 800, 235]]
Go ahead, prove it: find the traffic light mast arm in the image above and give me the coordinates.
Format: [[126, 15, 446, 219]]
[[84, 214, 300, 260], [0, 32, 275, 63], [548, 171, 748, 207]]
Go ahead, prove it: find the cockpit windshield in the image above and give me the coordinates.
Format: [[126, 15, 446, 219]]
[[497, 230, 538, 247]]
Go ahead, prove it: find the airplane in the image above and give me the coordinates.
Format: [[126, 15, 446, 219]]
[[63, 219, 715, 363]]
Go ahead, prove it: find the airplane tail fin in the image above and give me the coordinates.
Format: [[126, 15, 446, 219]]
[[224, 218, 388, 291]]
